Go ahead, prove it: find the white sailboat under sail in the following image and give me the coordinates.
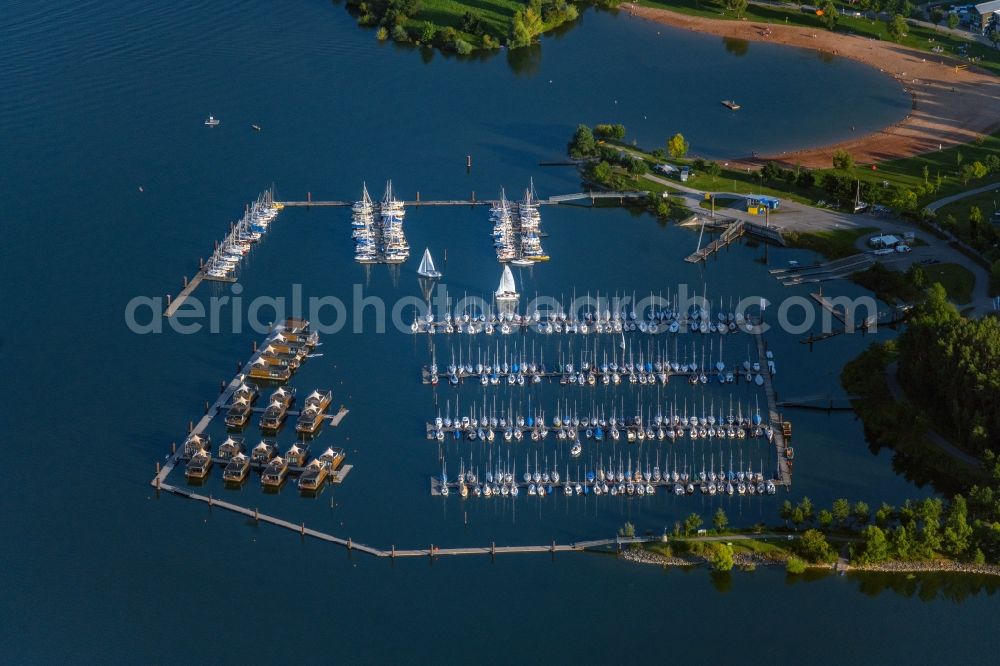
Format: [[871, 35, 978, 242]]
[[495, 265, 519, 303], [417, 248, 441, 279]]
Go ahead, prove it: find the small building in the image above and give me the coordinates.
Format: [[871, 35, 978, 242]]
[[747, 195, 780, 215], [656, 163, 679, 176], [869, 233, 901, 248], [972, 0, 1000, 31]]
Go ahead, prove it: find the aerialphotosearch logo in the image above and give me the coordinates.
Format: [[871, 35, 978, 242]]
[[124, 282, 880, 337]]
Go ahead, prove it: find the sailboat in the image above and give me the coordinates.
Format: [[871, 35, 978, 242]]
[[495, 265, 519, 303], [417, 248, 442, 279]]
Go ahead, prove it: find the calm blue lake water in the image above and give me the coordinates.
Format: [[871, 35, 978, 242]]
[[1, 0, 992, 662]]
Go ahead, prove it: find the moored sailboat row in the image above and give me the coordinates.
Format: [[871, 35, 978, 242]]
[[204, 189, 282, 280], [352, 181, 410, 264], [492, 183, 549, 265]]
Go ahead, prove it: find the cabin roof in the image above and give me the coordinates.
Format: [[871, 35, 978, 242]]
[[974, 0, 1000, 14]]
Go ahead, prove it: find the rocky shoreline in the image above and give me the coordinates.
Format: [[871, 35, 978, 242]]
[[850, 560, 1000, 577], [621, 546, 1000, 577]]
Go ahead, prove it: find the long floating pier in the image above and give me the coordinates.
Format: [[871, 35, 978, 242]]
[[154, 478, 639, 558], [752, 321, 792, 487], [421, 367, 747, 386], [277, 191, 645, 208]]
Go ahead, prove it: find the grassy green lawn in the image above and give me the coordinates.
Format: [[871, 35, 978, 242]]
[[934, 187, 1000, 233], [620, 142, 824, 204], [783, 226, 877, 259], [634, 0, 1000, 77], [922, 262, 976, 304], [825, 132, 1000, 204], [398, 0, 519, 43]]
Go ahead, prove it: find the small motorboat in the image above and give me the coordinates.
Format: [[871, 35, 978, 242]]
[[251, 124, 262, 131], [205, 115, 220, 127]]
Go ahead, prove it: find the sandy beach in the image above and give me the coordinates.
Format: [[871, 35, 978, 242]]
[[623, 3, 1000, 167]]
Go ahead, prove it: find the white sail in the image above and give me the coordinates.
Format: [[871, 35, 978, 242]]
[[417, 248, 440, 278], [496, 265, 518, 300]]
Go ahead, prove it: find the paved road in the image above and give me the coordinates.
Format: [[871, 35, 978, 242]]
[[925, 181, 1000, 212], [640, 170, 996, 316], [885, 361, 982, 468]]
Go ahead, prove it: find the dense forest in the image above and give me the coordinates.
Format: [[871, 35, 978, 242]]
[[897, 284, 1000, 455]]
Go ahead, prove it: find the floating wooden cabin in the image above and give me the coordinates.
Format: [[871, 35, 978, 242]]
[[298, 459, 328, 492], [318, 446, 345, 472], [222, 453, 250, 484], [182, 433, 211, 458], [248, 358, 292, 382], [295, 406, 325, 435], [225, 397, 254, 428], [250, 439, 278, 464], [185, 452, 213, 479], [285, 442, 309, 467], [217, 435, 245, 460], [260, 387, 296, 431], [261, 456, 289, 487]]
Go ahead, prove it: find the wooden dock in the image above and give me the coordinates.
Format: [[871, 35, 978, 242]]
[[751, 321, 792, 487], [151, 323, 346, 492], [685, 220, 745, 263], [275, 192, 645, 209], [164, 271, 206, 318], [421, 367, 744, 386], [153, 477, 639, 558]]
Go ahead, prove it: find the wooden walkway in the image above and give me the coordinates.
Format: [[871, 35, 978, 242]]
[[685, 220, 745, 263], [153, 478, 632, 558], [751, 321, 792, 487], [164, 272, 206, 318], [275, 192, 645, 209]]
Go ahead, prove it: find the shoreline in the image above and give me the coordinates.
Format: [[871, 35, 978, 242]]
[[622, 546, 1000, 577], [622, 3, 1000, 168]]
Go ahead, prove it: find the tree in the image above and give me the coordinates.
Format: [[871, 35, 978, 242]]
[[799, 497, 815, 524], [780, 500, 794, 526], [969, 206, 983, 240], [852, 525, 889, 564], [725, 0, 749, 19], [420, 22, 436, 43], [797, 529, 836, 563], [889, 524, 915, 559], [684, 512, 704, 536], [392, 24, 410, 42], [887, 14, 908, 42], [947, 12, 959, 30], [569, 125, 595, 158], [594, 123, 626, 140], [591, 161, 613, 185], [618, 521, 636, 538], [786, 556, 807, 574], [818, 509, 833, 528], [667, 133, 689, 159], [853, 501, 871, 526], [832, 498, 850, 527], [832, 149, 855, 171], [819, 0, 839, 29], [930, 8, 944, 24], [714, 507, 729, 532], [922, 164, 930, 185], [875, 502, 896, 527], [707, 543, 735, 571], [627, 157, 648, 182], [705, 161, 722, 183]]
